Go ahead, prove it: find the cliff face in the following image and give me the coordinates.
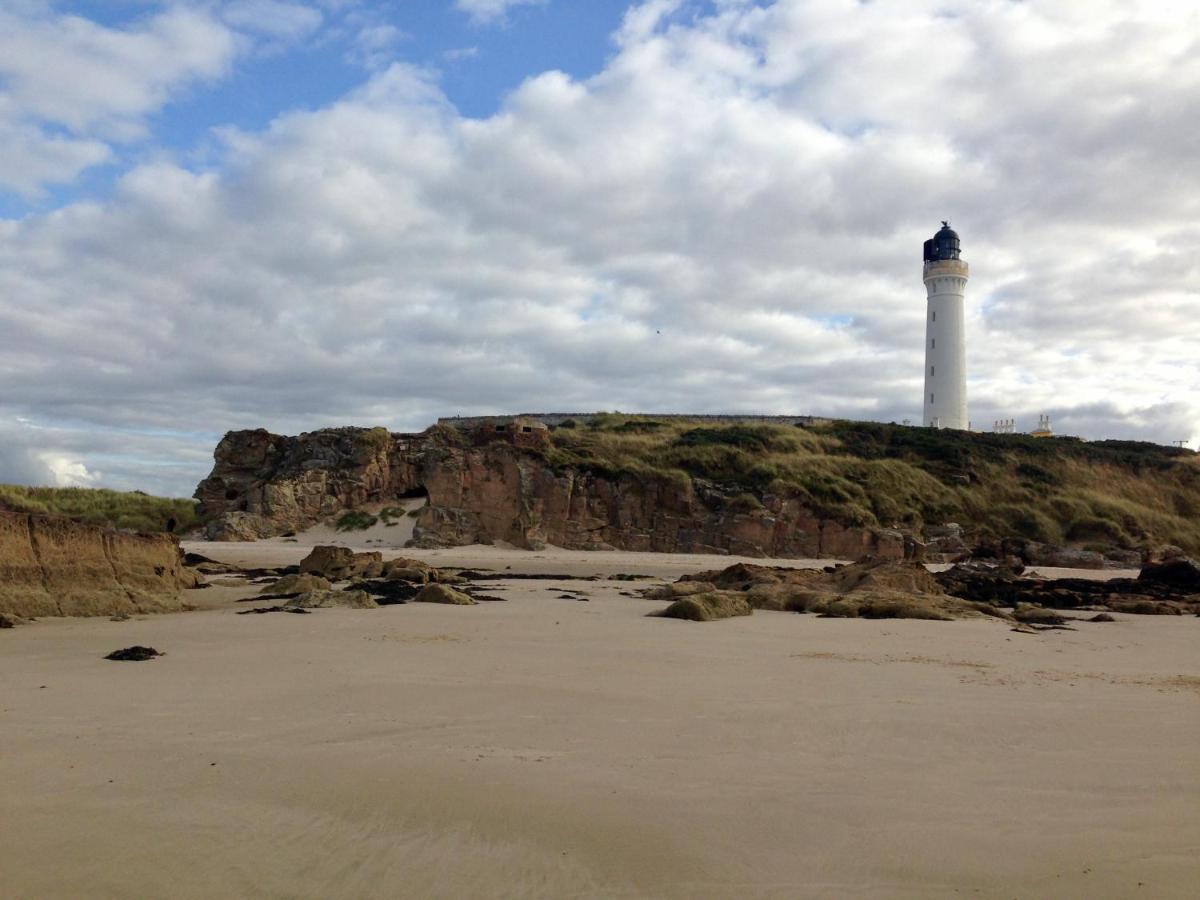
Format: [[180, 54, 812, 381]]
[[0, 510, 193, 619], [195, 427, 902, 559], [193, 427, 422, 540], [416, 442, 896, 557]]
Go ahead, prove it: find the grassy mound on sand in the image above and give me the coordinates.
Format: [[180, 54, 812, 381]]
[[335, 510, 378, 531], [0, 484, 199, 534], [655, 591, 753, 622], [414, 584, 476, 605], [528, 415, 1200, 553]]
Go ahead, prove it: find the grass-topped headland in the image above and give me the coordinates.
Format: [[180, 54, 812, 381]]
[[0, 484, 200, 534], [522, 415, 1200, 552]]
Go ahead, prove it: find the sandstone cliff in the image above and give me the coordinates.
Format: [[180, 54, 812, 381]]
[[194, 426, 903, 558], [196, 417, 1200, 559], [0, 510, 193, 619]]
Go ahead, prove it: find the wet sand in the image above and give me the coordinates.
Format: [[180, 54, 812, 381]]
[[1, 541, 1196, 898]]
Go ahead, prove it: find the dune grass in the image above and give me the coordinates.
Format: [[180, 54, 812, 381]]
[[335, 510, 379, 531], [525, 415, 1200, 552], [0, 484, 200, 533]]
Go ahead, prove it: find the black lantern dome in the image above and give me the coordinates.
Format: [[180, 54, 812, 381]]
[[923, 221, 961, 262]]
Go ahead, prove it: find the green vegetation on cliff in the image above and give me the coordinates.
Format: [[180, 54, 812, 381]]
[[335, 510, 378, 531], [531, 416, 1200, 552], [0, 484, 199, 534]]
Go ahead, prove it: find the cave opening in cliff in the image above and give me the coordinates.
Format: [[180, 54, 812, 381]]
[[393, 485, 429, 517]]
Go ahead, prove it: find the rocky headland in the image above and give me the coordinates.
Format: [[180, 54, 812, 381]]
[[194, 416, 1200, 564], [194, 423, 903, 558]]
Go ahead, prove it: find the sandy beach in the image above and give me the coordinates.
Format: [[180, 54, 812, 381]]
[[2, 540, 1197, 899]]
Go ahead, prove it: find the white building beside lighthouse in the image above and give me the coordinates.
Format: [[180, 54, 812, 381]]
[[922, 222, 969, 429]]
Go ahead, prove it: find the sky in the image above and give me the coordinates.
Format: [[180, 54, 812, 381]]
[[1, 0, 1197, 497]]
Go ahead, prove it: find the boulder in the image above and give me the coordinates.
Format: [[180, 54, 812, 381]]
[[285, 589, 378, 610], [260, 573, 332, 596], [815, 591, 959, 621], [656, 590, 752, 622], [1013, 603, 1069, 625], [924, 523, 969, 560], [1103, 549, 1143, 568], [781, 586, 1006, 621], [684, 565, 776, 589], [382, 557, 431, 576], [385, 567, 429, 584], [299, 546, 384, 580], [299, 545, 354, 575], [349, 579, 422, 605], [1144, 545, 1187, 564], [644, 581, 717, 601], [1105, 598, 1185, 615], [205, 512, 272, 542], [829, 558, 946, 595], [413, 583, 476, 605], [1020, 542, 1106, 570], [105, 646, 163, 661], [744, 583, 824, 612], [1138, 557, 1200, 591]]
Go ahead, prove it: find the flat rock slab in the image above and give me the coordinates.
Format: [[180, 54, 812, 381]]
[[104, 646, 162, 661], [237, 606, 311, 616], [285, 589, 378, 610]]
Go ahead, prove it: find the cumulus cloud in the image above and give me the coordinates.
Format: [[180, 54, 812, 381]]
[[221, 0, 324, 44], [0, 0, 335, 196], [0, 4, 238, 194], [0, 417, 212, 496], [0, 0, 1197, 495], [455, 0, 549, 26], [444, 46, 480, 62], [40, 456, 101, 488], [0, 420, 99, 487], [346, 22, 407, 71]]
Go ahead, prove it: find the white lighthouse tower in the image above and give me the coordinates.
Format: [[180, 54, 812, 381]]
[[922, 222, 969, 429]]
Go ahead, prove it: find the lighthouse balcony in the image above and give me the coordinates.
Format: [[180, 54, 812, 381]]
[[922, 258, 969, 279]]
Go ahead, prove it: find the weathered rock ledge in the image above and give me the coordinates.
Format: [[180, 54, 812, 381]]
[[0, 510, 194, 619], [194, 426, 904, 558]]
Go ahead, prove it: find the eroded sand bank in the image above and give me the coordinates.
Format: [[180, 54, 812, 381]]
[[1, 541, 1196, 898]]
